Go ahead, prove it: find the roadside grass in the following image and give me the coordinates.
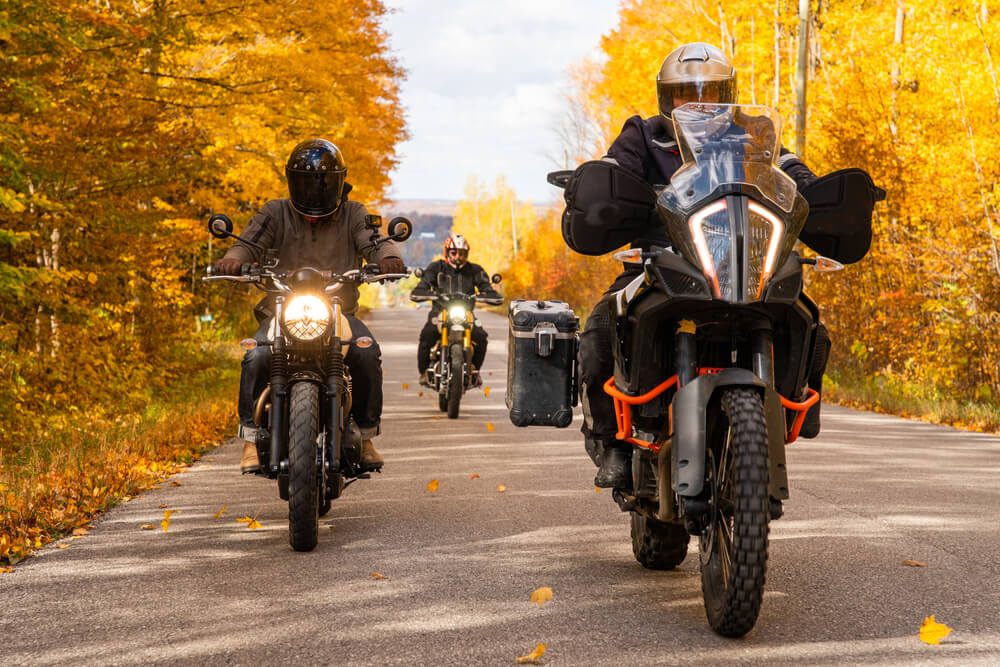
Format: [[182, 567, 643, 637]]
[[825, 366, 1000, 435], [0, 353, 239, 566]]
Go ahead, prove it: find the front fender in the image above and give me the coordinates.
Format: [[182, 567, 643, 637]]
[[671, 368, 788, 500]]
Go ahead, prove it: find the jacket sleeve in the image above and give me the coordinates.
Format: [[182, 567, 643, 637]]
[[777, 147, 819, 191], [472, 264, 502, 303], [223, 201, 279, 264], [603, 116, 647, 178], [410, 261, 440, 301], [350, 203, 403, 265]]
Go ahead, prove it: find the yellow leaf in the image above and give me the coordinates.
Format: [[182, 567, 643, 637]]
[[595, 487, 602, 493], [213, 505, 228, 518], [161, 509, 174, 533], [517, 644, 547, 663], [487, 422, 495, 432], [170, 481, 183, 487], [418, 391, 423, 397], [402, 383, 409, 389], [470, 473, 480, 480], [56, 544, 69, 549], [497, 484, 507, 493], [87, 273, 98, 284], [920, 615, 953, 645], [426, 479, 440, 492], [34, 537, 42, 548], [902, 559, 927, 567], [530, 586, 553, 607], [484, 386, 491, 397], [140, 524, 156, 530], [0, 567, 11, 573], [248, 519, 261, 530], [371, 572, 387, 580], [158, 504, 168, 509]]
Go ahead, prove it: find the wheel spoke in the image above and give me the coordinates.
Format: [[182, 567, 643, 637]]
[[717, 515, 733, 584]]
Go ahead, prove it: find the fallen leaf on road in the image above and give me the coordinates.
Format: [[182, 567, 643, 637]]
[[903, 559, 927, 567], [426, 479, 439, 492], [34, 537, 41, 548], [151, 485, 162, 489], [530, 586, 553, 607], [487, 422, 495, 432], [418, 391, 423, 397], [236, 516, 261, 530], [595, 487, 601, 493], [71, 536, 83, 540], [170, 481, 183, 487], [56, 544, 69, 549], [433, 416, 440, 420], [213, 505, 228, 518], [0, 567, 11, 573], [517, 644, 546, 663], [161, 509, 174, 533], [497, 484, 507, 493], [489, 371, 493, 376], [141, 524, 156, 530], [72, 527, 89, 536], [158, 504, 168, 509], [371, 572, 387, 580], [402, 383, 409, 389], [484, 386, 491, 397], [920, 615, 953, 645], [470, 473, 480, 480]]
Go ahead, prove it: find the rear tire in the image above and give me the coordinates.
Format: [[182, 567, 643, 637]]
[[288, 382, 321, 552], [699, 388, 770, 637], [447, 343, 463, 419], [631, 512, 689, 570]]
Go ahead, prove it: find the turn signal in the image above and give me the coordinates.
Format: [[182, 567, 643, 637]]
[[240, 338, 257, 350], [612, 248, 644, 264]]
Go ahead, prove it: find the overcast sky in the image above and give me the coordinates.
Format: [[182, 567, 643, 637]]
[[383, 0, 620, 204]]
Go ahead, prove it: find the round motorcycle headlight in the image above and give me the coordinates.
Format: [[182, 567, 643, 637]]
[[448, 305, 467, 323], [283, 295, 331, 341]]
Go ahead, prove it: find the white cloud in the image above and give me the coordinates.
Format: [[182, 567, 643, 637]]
[[384, 0, 619, 203]]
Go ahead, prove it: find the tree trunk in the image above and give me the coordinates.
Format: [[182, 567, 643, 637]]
[[773, 0, 781, 107], [795, 0, 810, 157]]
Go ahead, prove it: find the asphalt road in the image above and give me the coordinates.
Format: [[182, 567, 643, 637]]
[[3, 307, 1000, 666]]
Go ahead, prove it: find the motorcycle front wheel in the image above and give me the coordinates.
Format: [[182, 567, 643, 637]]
[[699, 387, 770, 637], [446, 343, 463, 419], [288, 382, 321, 552]]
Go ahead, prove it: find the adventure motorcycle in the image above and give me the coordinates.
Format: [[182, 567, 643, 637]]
[[204, 213, 412, 551], [550, 103, 884, 636], [413, 271, 502, 419]]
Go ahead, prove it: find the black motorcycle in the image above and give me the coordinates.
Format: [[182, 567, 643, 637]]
[[204, 213, 412, 551], [412, 272, 502, 418], [551, 103, 884, 636]]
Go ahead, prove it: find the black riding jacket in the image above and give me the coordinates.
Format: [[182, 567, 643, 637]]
[[605, 115, 818, 289], [410, 259, 502, 315]]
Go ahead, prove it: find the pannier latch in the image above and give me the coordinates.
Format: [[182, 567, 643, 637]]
[[535, 323, 557, 357]]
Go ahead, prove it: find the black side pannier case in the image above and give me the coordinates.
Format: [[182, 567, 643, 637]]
[[506, 300, 579, 427]]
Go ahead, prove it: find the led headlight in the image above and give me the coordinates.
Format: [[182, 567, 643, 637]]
[[282, 295, 331, 342], [448, 305, 468, 323]]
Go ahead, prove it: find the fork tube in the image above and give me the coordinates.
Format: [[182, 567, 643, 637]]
[[325, 301, 344, 472], [676, 325, 697, 387], [751, 324, 775, 385], [269, 298, 288, 474]]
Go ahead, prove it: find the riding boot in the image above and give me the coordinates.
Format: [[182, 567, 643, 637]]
[[361, 439, 384, 469], [240, 439, 260, 474], [594, 443, 631, 488]]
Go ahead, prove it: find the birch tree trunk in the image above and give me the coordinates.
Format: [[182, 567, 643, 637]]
[[795, 0, 810, 156]]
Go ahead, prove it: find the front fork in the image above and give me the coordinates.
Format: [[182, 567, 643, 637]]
[[325, 301, 346, 473], [269, 297, 288, 476]]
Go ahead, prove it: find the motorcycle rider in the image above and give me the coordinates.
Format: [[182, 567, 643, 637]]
[[576, 42, 829, 489], [410, 234, 502, 385], [214, 138, 406, 474]]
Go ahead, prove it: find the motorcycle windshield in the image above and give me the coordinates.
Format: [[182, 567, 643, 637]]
[[669, 103, 797, 213], [657, 104, 808, 303]]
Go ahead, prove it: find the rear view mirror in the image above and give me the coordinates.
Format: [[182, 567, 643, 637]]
[[388, 217, 413, 242], [413, 268, 424, 278], [365, 214, 382, 229], [491, 273, 502, 284], [547, 170, 573, 189], [208, 214, 233, 239]]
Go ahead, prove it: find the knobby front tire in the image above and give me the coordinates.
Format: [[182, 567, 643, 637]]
[[699, 387, 770, 637]]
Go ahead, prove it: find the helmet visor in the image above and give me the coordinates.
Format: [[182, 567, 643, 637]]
[[286, 168, 345, 217], [657, 79, 738, 118], [447, 248, 469, 265]]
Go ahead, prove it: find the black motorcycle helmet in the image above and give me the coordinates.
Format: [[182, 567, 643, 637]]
[[285, 138, 347, 217]]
